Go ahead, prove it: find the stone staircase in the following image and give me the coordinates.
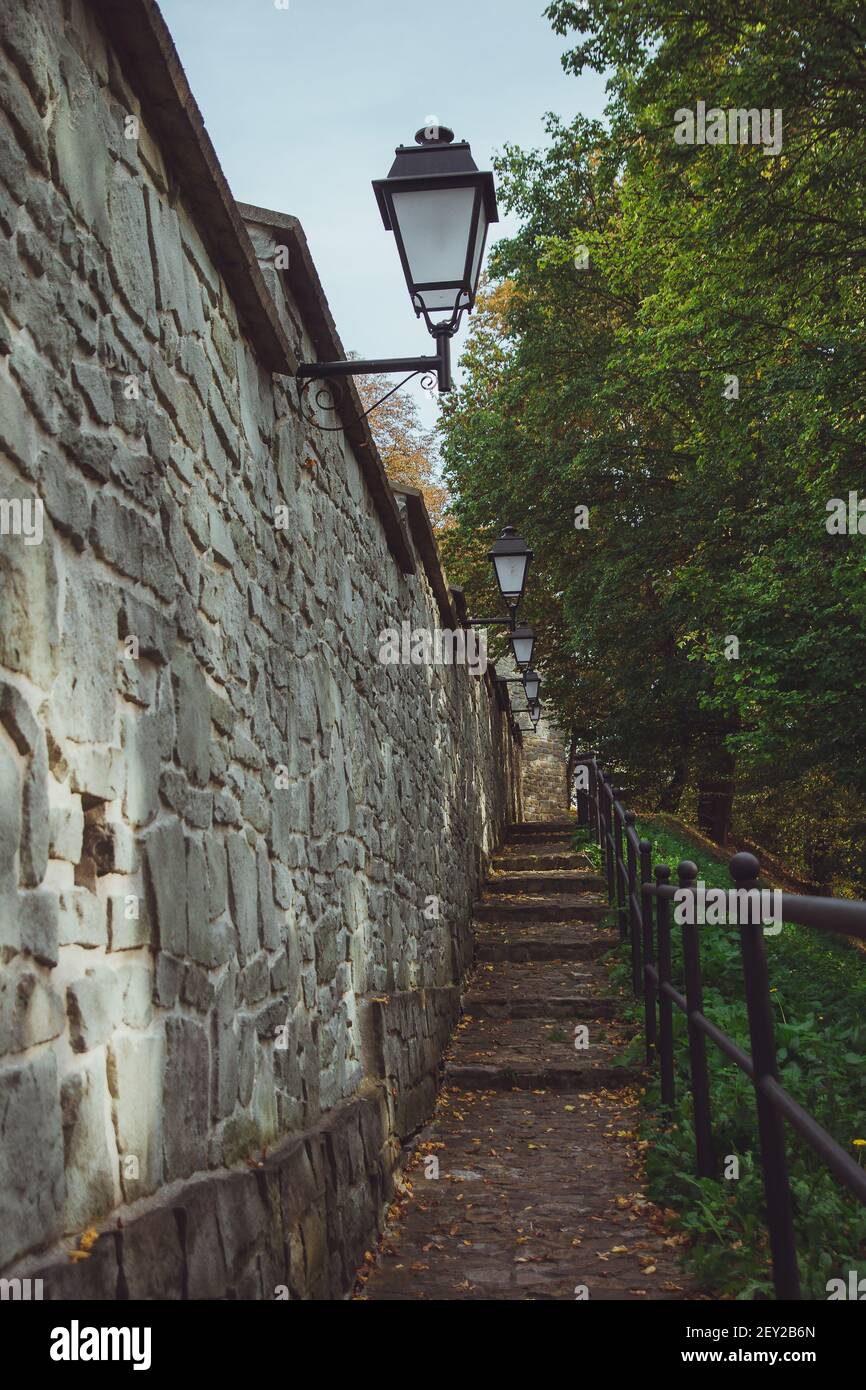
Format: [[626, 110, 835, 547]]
[[446, 820, 623, 1092], [356, 818, 695, 1301]]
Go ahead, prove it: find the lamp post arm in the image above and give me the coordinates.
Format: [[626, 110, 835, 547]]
[[297, 328, 452, 394]]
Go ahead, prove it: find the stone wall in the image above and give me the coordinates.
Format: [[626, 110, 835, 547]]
[[521, 712, 570, 821], [0, 0, 521, 1298]]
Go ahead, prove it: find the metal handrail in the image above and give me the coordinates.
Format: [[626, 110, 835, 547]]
[[572, 752, 866, 1301]]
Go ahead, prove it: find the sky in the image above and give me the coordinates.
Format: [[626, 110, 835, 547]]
[[158, 0, 609, 430]]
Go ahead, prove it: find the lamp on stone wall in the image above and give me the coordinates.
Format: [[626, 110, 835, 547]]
[[529, 700, 541, 725], [468, 527, 534, 631], [297, 124, 498, 402], [374, 126, 498, 341], [488, 526, 533, 611], [522, 669, 540, 703], [510, 624, 535, 669]]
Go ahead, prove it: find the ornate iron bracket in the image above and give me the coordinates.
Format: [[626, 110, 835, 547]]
[[295, 327, 452, 431]]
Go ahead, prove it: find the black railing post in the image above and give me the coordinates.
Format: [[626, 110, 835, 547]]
[[591, 756, 602, 848], [602, 774, 615, 906], [640, 838, 656, 1064], [678, 860, 716, 1179], [613, 790, 627, 941], [587, 755, 598, 845], [625, 811, 642, 997], [731, 851, 801, 1300], [655, 864, 675, 1110]]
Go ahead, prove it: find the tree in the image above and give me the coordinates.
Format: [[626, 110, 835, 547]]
[[439, 3, 866, 880], [354, 372, 448, 531]]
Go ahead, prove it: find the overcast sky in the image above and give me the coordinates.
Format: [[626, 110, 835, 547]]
[[158, 0, 608, 433]]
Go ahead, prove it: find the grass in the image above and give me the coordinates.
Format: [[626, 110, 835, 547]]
[[574, 818, 866, 1300]]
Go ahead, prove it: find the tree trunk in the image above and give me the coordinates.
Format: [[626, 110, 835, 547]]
[[659, 759, 688, 813]]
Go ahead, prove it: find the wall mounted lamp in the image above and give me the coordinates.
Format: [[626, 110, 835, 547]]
[[297, 126, 498, 403]]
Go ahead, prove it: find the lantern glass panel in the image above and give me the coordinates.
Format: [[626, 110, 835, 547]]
[[391, 186, 477, 311], [493, 553, 528, 605], [511, 627, 535, 668]]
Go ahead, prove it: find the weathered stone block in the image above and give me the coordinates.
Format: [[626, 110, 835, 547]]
[[52, 570, 116, 743], [212, 963, 239, 1122], [0, 1051, 65, 1266], [163, 1016, 210, 1180], [71, 359, 113, 426], [0, 485, 59, 685], [60, 1052, 118, 1229], [144, 186, 206, 335], [20, 732, 48, 886], [38, 450, 91, 550], [49, 800, 84, 863], [187, 835, 233, 967], [119, 961, 153, 1030], [58, 887, 105, 948], [120, 1206, 184, 1300], [122, 709, 160, 827], [108, 890, 151, 951], [18, 888, 58, 966], [178, 1179, 228, 1299], [108, 1032, 164, 1199], [67, 966, 122, 1053], [66, 744, 123, 802], [153, 951, 183, 1008], [0, 965, 64, 1054], [172, 649, 210, 786], [227, 830, 258, 963], [0, 680, 38, 753], [0, 739, 21, 948], [143, 818, 187, 955], [107, 171, 156, 320]]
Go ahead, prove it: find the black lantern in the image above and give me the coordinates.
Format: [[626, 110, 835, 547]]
[[489, 526, 533, 610], [373, 126, 499, 337], [522, 669, 541, 703], [529, 700, 541, 725], [510, 624, 535, 668]]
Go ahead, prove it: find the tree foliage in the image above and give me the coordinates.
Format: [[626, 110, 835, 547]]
[[439, 1, 866, 887]]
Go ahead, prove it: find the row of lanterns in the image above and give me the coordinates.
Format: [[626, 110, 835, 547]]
[[485, 526, 542, 732]]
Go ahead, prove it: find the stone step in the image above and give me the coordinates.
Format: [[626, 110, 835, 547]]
[[470, 957, 614, 997], [446, 1014, 632, 1093], [492, 851, 589, 871], [485, 871, 606, 895], [443, 1062, 640, 1091], [473, 894, 608, 924], [463, 993, 620, 1020], [476, 935, 614, 963], [507, 820, 577, 837]]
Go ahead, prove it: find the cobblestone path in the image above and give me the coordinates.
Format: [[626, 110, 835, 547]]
[[356, 821, 695, 1301]]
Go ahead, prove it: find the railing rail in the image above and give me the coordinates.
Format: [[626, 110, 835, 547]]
[[572, 753, 866, 1301]]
